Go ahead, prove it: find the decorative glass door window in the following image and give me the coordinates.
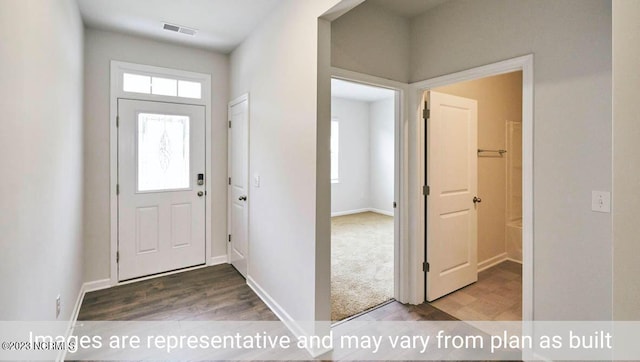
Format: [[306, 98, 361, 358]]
[[137, 113, 190, 192]]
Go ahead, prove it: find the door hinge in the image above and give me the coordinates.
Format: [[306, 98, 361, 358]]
[[228, 120, 231, 128], [116, 116, 119, 127], [116, 184, 120, 195], [423, 101, 430, 119], [228, 234, 231, 242], [393, 201, 397, 209], [423, 185, 430, 196], [228, 177, 231, 185], [423, 261, 430, 272], [116, 251, 120, 263]]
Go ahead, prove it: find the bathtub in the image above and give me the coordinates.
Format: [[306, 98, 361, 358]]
[[506, 219, 522, 263]]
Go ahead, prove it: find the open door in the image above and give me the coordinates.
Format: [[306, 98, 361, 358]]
[[228, 94, 249, 277], [425, 91, 479, 302]]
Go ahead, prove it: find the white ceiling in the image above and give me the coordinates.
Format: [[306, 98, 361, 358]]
[[76, 0, 448, 54], [76, 0, 283, 53], [368, 0, 449, 18], [331, 79, 395, 103]]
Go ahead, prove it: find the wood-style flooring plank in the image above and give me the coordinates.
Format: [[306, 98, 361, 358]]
[[78, 264, 277, 321], [77, 264, 516, 361]]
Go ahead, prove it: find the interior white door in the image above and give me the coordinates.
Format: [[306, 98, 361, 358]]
[[228, 95, 249, 277], [118, 99, 206, 281], [425, 91, 479, 302]]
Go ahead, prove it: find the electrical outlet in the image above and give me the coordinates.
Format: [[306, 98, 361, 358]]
[[56, 295, 61, 319]]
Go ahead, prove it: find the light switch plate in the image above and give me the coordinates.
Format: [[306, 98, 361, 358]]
[[591, 191, 611, 213], [253, 175, 260, 188]]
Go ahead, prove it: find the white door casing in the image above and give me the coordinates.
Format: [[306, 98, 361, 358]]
[[228, 94, 249, 277], [426, 91, 479, 302], [118, 99, 206, 281]]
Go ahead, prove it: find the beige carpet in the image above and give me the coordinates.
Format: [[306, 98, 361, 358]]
[[331, 212, 394, 321]]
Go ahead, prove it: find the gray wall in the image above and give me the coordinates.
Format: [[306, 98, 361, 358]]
[[331, 98, 371, 214], [230, 0, 341, 324], [612, 0, 640, 321], [330, 97, 395, 215], [0, 0, 84, 320], [369, 97, 395, 214], [83, 28, 229, 282], [411, 0, 612, 320], [332, 1, 411, 83], [331, 0, 612, 320]]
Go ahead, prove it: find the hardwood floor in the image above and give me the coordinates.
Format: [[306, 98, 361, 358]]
[[78, 264, 277, 321], [79, 264, 456, 323], [78, 265, 515, 361]]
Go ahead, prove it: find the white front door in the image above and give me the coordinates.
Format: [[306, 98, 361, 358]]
[[118, 99, 206, 281], [228, 95, 249, 277], [426, 91, 479, 301]]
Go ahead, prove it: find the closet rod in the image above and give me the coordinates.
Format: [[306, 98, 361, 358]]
[[477, 149, 507, 155]]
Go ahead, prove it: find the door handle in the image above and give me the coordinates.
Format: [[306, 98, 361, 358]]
[[197, 191, 204, 197], [473, 196, 482, 204], [239, 195, 247, 201]]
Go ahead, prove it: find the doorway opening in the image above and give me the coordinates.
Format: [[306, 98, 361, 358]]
[[330, 78, 398, 322], [424, 71, 524, 321]]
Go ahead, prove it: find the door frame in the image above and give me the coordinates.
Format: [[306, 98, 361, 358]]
[[227, 93, 250, 275], [330, 67, 409, 302], [109, 61, 213, 286], [410, 54, 534, 321]]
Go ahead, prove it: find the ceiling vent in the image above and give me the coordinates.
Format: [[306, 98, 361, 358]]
[[163, 22, 197, 36]]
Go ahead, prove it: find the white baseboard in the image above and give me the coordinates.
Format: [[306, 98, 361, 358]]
[[69, 285, 85, 323], [331, 208, 370, 217], [59, 278, 111, 362], [83, 278, 112, 293], [369, 208, 394, 217], [59, 281, 88, 360], [67, 278, 111, 326], [246, 276, 331, 357], [331, 207, 394, 217], [478, 252, 508, 272], [246, 276, 303, 337], [209, 255, 228, 265]]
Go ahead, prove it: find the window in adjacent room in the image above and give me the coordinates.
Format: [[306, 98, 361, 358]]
[[331, 118, 339, 183]]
